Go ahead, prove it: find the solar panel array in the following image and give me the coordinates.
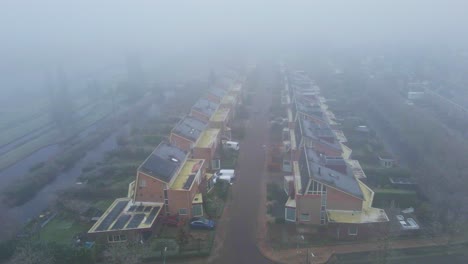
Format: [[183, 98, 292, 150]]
[[144, 206, 152, 212], [183, 174, 196, 190], [111, 214, 131, 230], [127, 214, 145, 229], [145, 206, 161, 225], [95, 200, 128, 231], [136, 205, 145, 212]]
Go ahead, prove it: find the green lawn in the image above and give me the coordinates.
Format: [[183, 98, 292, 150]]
[[39, 216, 91, 245]]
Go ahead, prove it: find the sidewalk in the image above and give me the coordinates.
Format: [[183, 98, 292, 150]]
[[257, 221, 459, 264]]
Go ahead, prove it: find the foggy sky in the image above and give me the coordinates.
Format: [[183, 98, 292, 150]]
[[1, 0, 468, 93]]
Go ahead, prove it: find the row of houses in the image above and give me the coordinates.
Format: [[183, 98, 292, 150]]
[[280, 69, 389, 240], [88, 78, 244, 243]]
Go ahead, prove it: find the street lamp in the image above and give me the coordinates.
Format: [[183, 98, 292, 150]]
[[163, 247, 167, 264]]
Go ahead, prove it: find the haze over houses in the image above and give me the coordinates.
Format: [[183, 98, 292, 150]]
[[88, 76, 243, 243], [282, 70, 389, 240]]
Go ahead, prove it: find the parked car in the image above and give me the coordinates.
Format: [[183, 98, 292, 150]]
[[222, 140, 240, 151], [213, 169, 236, 184], [189, 217, 215, 230]]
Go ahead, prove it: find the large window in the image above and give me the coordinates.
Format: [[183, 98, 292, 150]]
[[285, 207, 296, 222], [192, 204, 203, 217], [299, 213, 310, 222], [179, 208, 188, 215], [108, 234, 127, 243], [308, 180, 327, 195]]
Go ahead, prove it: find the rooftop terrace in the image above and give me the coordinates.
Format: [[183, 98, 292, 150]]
[[170, 159, 204, 190], [210, 108, 230, 123], [195, 128, 220, 148]]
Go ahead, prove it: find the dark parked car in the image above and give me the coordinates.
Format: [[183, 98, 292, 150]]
[[189, 217, 215, 230]]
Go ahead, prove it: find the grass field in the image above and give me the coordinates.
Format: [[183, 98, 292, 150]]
[[39, 215, 91, 245], [0, 100, 114, 170]]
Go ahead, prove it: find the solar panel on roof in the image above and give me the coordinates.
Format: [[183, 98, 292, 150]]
[[144, 206, 152, 212], [127, 214, 145, 229], [136, 205, 145, 212], [111, 214, 131, 230], [183, 174, 196, 190], [145, 206, 161, 225], [95, 200, 128, 231], [128, 205, 137, 212]]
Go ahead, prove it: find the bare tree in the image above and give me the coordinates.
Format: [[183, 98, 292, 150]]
[[8, 243, 54, 264], [103, 241, 142, 264]]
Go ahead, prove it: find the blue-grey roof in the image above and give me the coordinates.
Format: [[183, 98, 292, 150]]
[[139, 142, 187, 182], [300, 116, 334, 139], [295, 99, 324, 119], [209, 88, 226, 99], [172, 116, 207, 142], [303, 147, 363, 199], [192, 98, 218, 118]]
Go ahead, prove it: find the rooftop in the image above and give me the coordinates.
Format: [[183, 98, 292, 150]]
[[295, 99, 324, 120], [172, 116, 207, 142], [192, 98, 219, 118], [209, 88, 227, 99], [210, 107, 230, 123], [347, 159, 367, 179], [170, 159, 204, 190], [333, 129, 348, 143], [221, 94, 237, 106], [300, 116, 334, 139], [305, 147, 363, 199], [139, 142, 187, 183], [89, 198, 163, 233], [192, 193, 203, 204], [285, 197, 296, 208], [195, 128, 220, 148]]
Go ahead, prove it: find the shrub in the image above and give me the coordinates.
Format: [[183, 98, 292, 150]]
[[275, 217, 286, 224]]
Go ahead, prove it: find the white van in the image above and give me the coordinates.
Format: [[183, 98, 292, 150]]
[[213, 169, 236, 184], [222, 140, 240, 151]]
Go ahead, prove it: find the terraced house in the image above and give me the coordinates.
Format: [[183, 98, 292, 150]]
[[88, 77, 243, 243], [282, 70, 388, 240]]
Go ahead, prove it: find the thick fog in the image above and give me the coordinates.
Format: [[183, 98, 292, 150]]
[[1, 0, 468, 95]]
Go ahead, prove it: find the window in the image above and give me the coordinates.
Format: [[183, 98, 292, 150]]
[[108, 234, 127, 243], [308, 180, 327, 195], [192, 204, 203, 216], [285, 207, 296, 222], [348, 226, 358, 236], [299, 213, 310, 221], [139, 179, 146, 188], [179, 208, 188, 215]]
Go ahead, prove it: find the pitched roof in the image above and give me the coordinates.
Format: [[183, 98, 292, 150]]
[[303, 147, 363, 199], [300, 116, 334, 139], [295, 99, 324, 120], [209, 88, 227, 99], [139, 142, 187, 183], [172, 116, 207, 142], [192, 98, 219, 118]]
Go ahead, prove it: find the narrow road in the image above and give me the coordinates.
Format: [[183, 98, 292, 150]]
[[171, 66, 276, 264], [209, 66, 275, 264]]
